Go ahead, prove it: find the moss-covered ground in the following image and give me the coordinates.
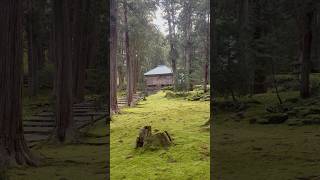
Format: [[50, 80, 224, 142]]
[[213, 91, 320, 180], [9, 86, 320, 180], [8, 119, 108, 180], [111, 91, 210, 180]]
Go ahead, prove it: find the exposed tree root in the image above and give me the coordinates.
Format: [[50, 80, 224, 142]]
[[0, 136, 40, 167]]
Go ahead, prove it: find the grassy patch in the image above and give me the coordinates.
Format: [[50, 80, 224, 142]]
[[111, 91, 210, 180]]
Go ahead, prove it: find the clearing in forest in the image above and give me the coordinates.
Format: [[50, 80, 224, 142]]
[[110, 91, 210, 180]]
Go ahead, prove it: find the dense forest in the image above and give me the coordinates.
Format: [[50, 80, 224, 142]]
[[110, 0, 210, 112], [211, 0, 320, 101], [2, 0, 320, 179], [0, 0, 210, 179], [212, 0, 320, 179], [0, 0, 110, 178]]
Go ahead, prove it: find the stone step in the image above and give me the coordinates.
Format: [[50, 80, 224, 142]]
[[73, 109, 93, 113], [24, 127, 53, 135], [73, 103, 95, 107], [34, 112, 107, 118], [25, 134, 49, 142], [23, 121, 55, 127], [73, 107, 97, 110], [24, 116, 54, 122], [36, 112, 54, 117]]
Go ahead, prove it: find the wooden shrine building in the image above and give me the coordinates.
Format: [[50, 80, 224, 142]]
[[144, 65, 173, 92]]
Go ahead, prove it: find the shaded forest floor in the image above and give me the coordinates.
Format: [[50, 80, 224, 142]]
[[8, 119, 108, 180], [213, 91, 320, 180], [7, 91, 108, 180], [110, 92, 210, 180]]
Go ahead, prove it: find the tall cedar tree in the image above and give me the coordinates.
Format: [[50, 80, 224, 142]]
[[106, 0, 111, 178], [124, 0, 134, 106], [298, 2, 315, 98], [53, 0, 74, 142], [110, 0, 119, 113], [210, 0, 215, 122], [183, 0, 193, 91], [0, 0, 38, 166], [163, 0, 178, 89], [210, 1, 215, 178]]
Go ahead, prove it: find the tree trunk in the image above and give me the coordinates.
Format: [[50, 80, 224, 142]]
[[210, 0, 215, 122], [209, 2, 215, 179], [124, 0, 134, 106], [110, 0, 119, 113], [105, 2, 111, 179], [165, 1, 177, 90], [203, 5, 210, 93], [53, 0, 74, 142], [299, 9, 314, 98], [0, 0, 38, 166], [185, 1, 193, 91], [271, 59, 282, 104]]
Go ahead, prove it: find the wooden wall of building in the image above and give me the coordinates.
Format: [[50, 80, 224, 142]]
[[145, 74, 173, 92]]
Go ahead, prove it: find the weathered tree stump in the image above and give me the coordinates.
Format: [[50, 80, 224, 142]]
[[136, 126, 172, 149]]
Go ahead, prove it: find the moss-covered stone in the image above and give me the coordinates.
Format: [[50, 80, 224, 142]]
[[143, 131, 172, 150], [262, 113, 288, 124]]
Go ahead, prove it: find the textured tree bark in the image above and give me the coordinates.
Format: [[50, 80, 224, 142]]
[[53, 0, 74, 142], [164, 1, 178, 90], [105, 0, 111, 177], [0, 0, 38, 166], [210, 1, 215, 178], [184, 1, 193, 91], [210, 0, 215, 122], [118, 32, 126, 90], [203, 6, 210, 93], [299, 8, 314, 98], [124, 0, 134, 106], [110, 0, 119, 113]]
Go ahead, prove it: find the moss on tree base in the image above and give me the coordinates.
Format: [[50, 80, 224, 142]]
[[136, 126, 172, 150]]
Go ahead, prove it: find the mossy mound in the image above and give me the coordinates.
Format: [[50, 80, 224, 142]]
[[251, 113, 289, 125], [164, 90, 209, 101], [136, 126, 172, 150]]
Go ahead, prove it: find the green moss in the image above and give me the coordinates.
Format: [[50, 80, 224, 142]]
[[8, 120, 107, 180], [111, 91, 210, 180], [22, 89, 52, 119], [213, 91, 320, 179]]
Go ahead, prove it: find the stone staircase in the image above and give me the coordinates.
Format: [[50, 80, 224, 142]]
[[24, 101, 107, 147], [117, 93, 142, 108]]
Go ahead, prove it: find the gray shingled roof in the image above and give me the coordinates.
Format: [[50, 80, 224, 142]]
[[144, 65, 173, 76]]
